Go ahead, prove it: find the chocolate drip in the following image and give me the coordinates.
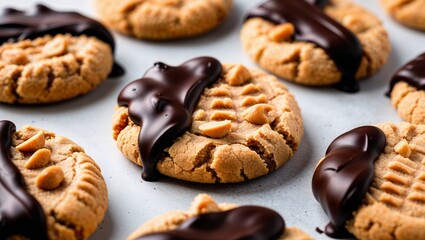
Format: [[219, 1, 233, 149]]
[[0, 120, 48, 239], [135, 206, 285, 240], [387, 52, 425, 96], [118, 57, 222, 181], [246, 0, 362, 93], [312, 126, 386, 239], [0, 4, 124, 77]]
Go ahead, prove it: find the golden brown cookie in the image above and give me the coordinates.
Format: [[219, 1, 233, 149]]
[[313, 122, 425, 240], [128, 194, 313, 240], [241, 0, 390, 92], [112, 57, 303, 183], [388, 53, 425, 124], [0, 4, 123, 104], [0, 120, 108, 240], [94, 0, 233, 40], [380, 0, 425, 31]]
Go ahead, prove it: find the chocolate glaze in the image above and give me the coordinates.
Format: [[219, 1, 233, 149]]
[[387, 52, 425, 96], [312, 126, 386, 238], [0, 120, 48, 239], [118, 57, 222, 181], [246, 0, 362, 93], [135, 206, 285, 240], [0, 4, 124, 77]]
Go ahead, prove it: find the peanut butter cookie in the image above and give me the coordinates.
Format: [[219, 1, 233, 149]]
[[380, 0, 425, 31], [128, 194, 313, 240], [0, 120, 108, 240], [388, 53, 425, 124], [94, 0, 232, 40], [0, 4, 124, 104], [313, 123, 425, 239], [112, 57, 303, 183], [241, 0, 390, 93]]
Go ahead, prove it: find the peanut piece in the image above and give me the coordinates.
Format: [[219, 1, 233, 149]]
[[189, 194, 220, 216], [242, 104, 275, 125], [25, 149, 51, 169], [36, 166, 64, 190], [16, 131, 45, 152], [342, 15, 367, 33], [225, 65, 251, 86], [42, 37, 68, 57], [2, 48, 29, 65], [199, 120, 232, 138], [394, 140, 411, 158], [268, 23, 295, 42]]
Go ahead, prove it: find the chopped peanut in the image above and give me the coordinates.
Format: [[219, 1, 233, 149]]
[[242, 104, 275, 125], [16, 131, 45, 152], [25, 149, 51, 169], [268, 23, 295, 42], [394, 140, 411, 158], [36, 166, 65, 190], [42, 37, 68, 57], [225, 65, 251, 86], [189, 194, 220, 216], [199, 120, 232, 138]]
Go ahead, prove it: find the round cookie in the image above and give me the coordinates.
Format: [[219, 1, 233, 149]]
[[0, 120, 108, 240], [241, 0, 390, 92], [313, 123, 425, 239], [380, 0, 425, 31], [0, 4, 124, 104], [94, 0, 233, 40], [128, 194, 313, 240], [112, 57, 303, 183], [388, 53, 425, 124]]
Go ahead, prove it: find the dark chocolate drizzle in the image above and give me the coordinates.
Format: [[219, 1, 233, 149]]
[[312, 126, 386, 238], [0, 120, 48, 239], [387, 52, 425, 96], [246, 0, 362, 93], [0, 4, 124, 77], [118, 57, 222, 181], [135, 206, 285, 240]]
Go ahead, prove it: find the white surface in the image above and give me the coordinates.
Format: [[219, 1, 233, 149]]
[[1, 0, 424, 239]]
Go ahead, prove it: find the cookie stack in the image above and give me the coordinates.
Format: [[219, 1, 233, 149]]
[[1, 0, 425, 239]]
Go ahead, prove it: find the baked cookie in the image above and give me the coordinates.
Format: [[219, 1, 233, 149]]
[[241, 0, 390, 93], [0, 120, 108, 240], [113, 57, 303, 183], [94, 0, 232, 40], [388, 53, 425, 124], [0, 4, 124, 104], [380, 0, 425, 31], [313, 123, 425, 239], [128, 194, 313, 240]]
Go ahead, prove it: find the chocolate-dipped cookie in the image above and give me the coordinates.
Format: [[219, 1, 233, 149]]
[[388, 53, 425, 124], [94, 0, 232, 40], [241, 0, 390, 93], [0, 4, 124, 104], [313, 123, 425, 239], [128, 194, 313, 240], [0, 120, 108, 240], [112, 57, 303, 183]]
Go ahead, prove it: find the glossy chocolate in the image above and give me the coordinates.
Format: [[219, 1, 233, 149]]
[[388, 52, 425, 95], [312, 126, 386, 238], [118, 57, 222, 181], [246, 0, 362, 93], [135, 206, 285, 240], [0, 120, 48, 239], [0, 4, 124, 76]]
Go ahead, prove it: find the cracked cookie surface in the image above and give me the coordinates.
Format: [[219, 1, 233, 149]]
[[128, 194, 313, 240], [241, 0, 390, 87], [0, 34, 113, 104], [9, 124, 108, 240], [380, 0, 425, 31], [112, 63, 303, 183], [390, 81, 425, 124], [94, 0, 232, 40]]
